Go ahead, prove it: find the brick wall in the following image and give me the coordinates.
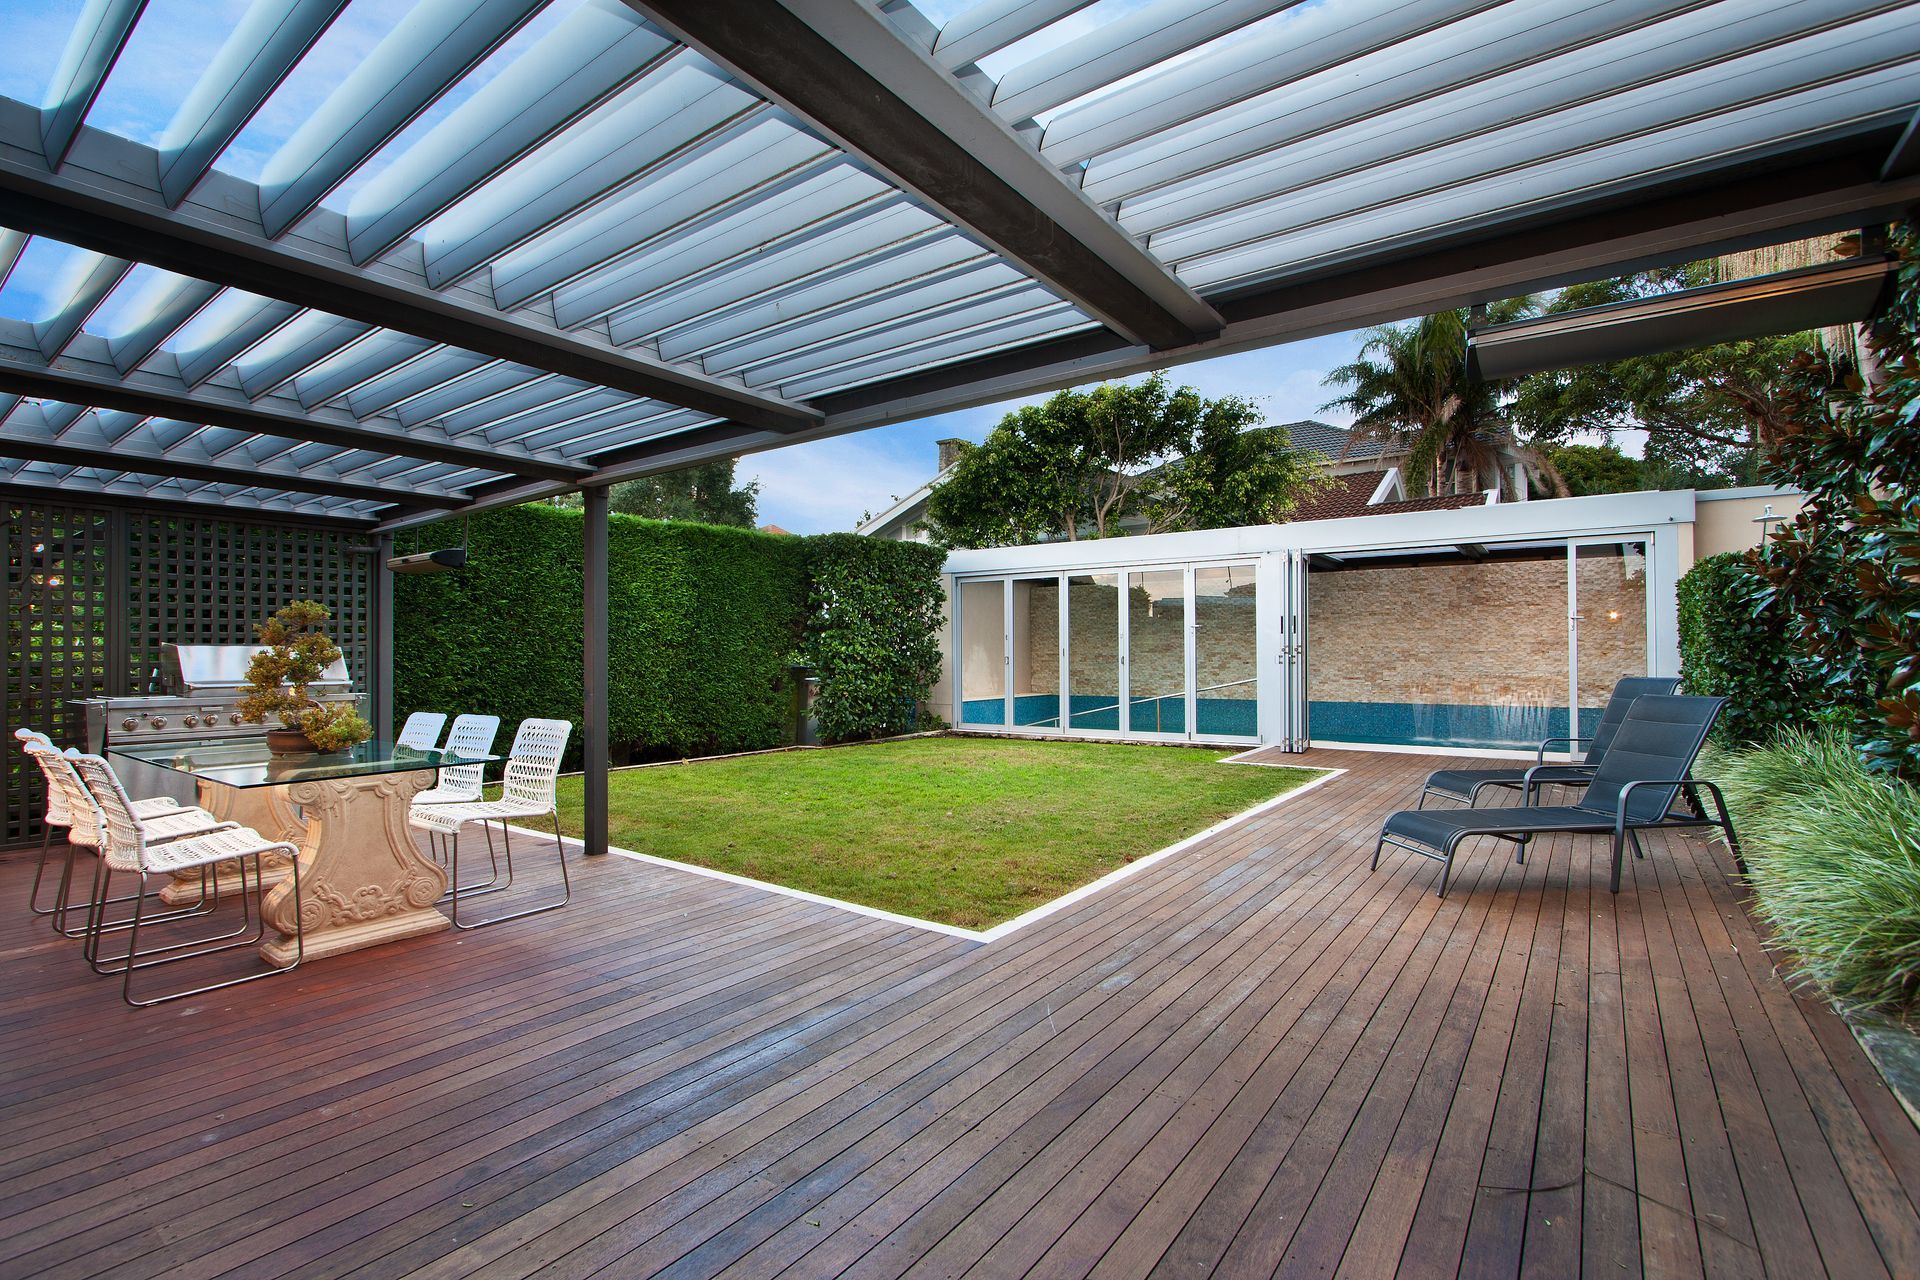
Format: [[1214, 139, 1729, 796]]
[[1307, 550, 1646, 710], [1023, 572, 1256, 702]]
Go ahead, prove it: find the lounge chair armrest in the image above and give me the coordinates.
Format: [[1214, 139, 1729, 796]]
[[1520, 761, 1597, 802], [1614, 776, 1705, 827], [1535, 735, 1591, 763]]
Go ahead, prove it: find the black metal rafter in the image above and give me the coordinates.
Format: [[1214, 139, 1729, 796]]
[[0, 423, 471, 509], [0, 343, 585, 483], [626, 0, 1221, 353]]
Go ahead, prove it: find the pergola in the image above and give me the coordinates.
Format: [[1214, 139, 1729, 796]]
[[4, 0, 1920, 855]]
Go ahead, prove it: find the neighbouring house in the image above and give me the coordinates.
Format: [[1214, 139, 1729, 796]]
[[854, 421, 1513, 541], [756, 523, 794, 536]]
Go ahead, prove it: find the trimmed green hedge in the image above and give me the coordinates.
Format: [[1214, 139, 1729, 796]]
[[802, 534, 947, 742], [1676, 551, 1817, 745], [394, 506, 942, 763]]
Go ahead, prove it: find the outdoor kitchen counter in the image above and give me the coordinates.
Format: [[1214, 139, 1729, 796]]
[[108, 739, 502, 965]]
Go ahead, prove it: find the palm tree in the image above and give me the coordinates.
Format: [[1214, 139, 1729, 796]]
[[1320, 302, 1562, 498]]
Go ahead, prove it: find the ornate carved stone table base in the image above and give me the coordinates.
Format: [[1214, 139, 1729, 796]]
[[159, 781, 306, 906], [257, 769, 450, 967]]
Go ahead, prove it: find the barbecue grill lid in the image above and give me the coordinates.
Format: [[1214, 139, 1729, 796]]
[[161, 643, 350, 694]]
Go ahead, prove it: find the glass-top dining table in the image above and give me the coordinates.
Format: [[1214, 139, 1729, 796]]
[[111, 738, 502, 965]]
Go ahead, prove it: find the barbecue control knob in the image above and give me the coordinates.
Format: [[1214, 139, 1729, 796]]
[[148, 716, 167, 730], [121, 717, 138, 732], [183, 715, 199, 728], [230, 713, 242, 726]]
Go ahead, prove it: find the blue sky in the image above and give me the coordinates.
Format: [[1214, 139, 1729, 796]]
[[740, 333, 1366, 533]]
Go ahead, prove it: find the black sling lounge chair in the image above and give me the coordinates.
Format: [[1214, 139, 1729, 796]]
[[1416, 675, 1682, 809], [1374, 695, 1740, 897]]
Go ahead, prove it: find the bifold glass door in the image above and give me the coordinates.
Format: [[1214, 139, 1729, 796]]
[[1301, 537, 1654, 751], [956, 561, 1262, 745]]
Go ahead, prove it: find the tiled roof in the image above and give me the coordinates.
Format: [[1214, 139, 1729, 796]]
[[1288, 470, 1491, 523], [1280, 421, 1393, 463]]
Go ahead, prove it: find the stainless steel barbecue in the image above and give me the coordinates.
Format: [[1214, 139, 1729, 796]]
[[77, 643, 361, 804], [79, 643, 358, 752]]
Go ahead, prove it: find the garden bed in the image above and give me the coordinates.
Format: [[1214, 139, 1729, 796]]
[[552, 737, 1322, 930]]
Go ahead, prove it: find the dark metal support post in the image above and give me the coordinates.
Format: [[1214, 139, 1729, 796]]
[[373, 532, 394, 743], [583, 487, 609, 857]]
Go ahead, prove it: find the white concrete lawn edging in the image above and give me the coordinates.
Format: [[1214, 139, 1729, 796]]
[[502, 760, 1344, 944]]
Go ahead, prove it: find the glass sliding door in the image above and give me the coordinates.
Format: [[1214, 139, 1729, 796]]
[[1192, 563, 1258, 740], [1065, 573, 1121, 731], [1305, 541, 1572, 750], [1126, 568, 1187, 736], [957, 578, 1007, 726], [1010, 575, 1063, 730], [1572, 540, 1652, 739]]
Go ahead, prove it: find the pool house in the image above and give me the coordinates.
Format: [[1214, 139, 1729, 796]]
[[942, 486, 1791, 755]]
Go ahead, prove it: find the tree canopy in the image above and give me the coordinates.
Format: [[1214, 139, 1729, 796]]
[[605, 459, 759, 526], [1319, 301, 1558, 498], [924, 374, 1326, 548], [1505, 263, 1823, 486]]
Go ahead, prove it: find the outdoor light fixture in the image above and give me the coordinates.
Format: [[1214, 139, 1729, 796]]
[[386, 547, 467, 575]]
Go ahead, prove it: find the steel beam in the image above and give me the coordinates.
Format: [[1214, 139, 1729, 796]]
[[0, 109, 822, 435], [0, 337, 586, 482], [582, 484, 609, 857], [0, 475, 379, 526], [0, 421, 471, 508], [628, 0, 1221, 352]]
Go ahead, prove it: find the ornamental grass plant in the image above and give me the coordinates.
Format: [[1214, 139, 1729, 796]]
[[1704, 728, 1920, 1014]]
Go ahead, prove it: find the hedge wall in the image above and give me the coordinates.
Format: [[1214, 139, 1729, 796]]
[[393, 506, 943, 764], [1676, 551, 1819, 745]]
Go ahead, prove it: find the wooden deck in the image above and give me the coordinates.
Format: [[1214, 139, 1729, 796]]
[[1, 746, 1917, 1279]]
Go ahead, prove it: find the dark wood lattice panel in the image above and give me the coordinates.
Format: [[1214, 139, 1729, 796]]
[[4, 505, 113, 847], [5, 505, 372, 848], [122, 516, 371, 698]]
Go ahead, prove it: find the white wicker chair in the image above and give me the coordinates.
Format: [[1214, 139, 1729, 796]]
[[408, 717, 572, 928], [18, 733, 222, 938], [412, 714, 501, 805], [71, 753, 301, 1006], [397, 711, 448, 751]]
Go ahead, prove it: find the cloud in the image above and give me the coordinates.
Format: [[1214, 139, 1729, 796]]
[[739, 434, 931, 532]]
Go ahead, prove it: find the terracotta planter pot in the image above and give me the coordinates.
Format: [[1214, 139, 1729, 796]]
[[265, 727, 313, 755]]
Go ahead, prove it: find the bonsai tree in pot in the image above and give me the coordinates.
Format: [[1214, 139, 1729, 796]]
[[236, 600, 373, 753]]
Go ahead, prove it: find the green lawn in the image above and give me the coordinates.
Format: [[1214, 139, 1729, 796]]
[[552, 736, 1321, 930]]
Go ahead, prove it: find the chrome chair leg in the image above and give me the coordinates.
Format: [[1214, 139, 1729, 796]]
[[86, 864, 246, 975], [448, 817, 569, 929], [28, 825, 61, 916], [125, 852, 302, 1007], [439, 819, 511, 903]]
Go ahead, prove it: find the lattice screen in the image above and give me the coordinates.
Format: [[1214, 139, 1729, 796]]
[[5, 502, 373, 848]]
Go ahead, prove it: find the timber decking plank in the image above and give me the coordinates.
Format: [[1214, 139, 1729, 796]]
[[0, 747, 1915, 1280]]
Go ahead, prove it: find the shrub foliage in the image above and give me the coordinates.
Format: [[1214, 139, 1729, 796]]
[[394, 507, 944, 762], [1703, 729, 1920, 1012], [1675, 552, 1819, 745], [1758, 225, 1920, 780], [801, 534, 947, 742]]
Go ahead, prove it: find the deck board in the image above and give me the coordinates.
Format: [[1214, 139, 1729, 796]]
[[1, 746, 1916, 1279]]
